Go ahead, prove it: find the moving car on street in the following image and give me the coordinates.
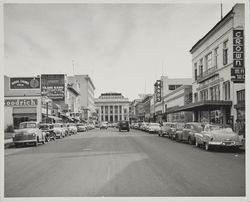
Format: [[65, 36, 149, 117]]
[[39, 123, 56, 142], [175, 122, 204, 144], [194, 124, 243, 151], [13, 121, 46, 147], [147, 123, 161, 134], [100, 122, 108, 130], [118, 121, 130, 132]]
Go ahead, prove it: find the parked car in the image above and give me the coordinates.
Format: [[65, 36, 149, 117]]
[[53, 123, 65, 138], [63, 123, 70, 136], [175, 122, 204, 144], [140, 122, 149, 131], [194, 124, 243, 151], [168, 122, 185, 140], [134, 123, 139, 129], [147, 123, 161, 134], [118, 121, 130, 132], [158, 122, 172, 137], [39, 123, 56, 142], [13, 121, 46, 147], [68, 123, 77, 135], [100, 122, 108, 129], [77, 123, 87, 132]]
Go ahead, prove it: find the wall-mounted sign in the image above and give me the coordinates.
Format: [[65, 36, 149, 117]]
[[154, 80, 162, 102], [10, 77, 40, 89], [41, 74, 65, 101], [232, 29, 244, 83], [5, 99, 38, 107]]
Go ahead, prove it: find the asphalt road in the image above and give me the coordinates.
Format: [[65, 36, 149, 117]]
[[4, 128, 245, 197]]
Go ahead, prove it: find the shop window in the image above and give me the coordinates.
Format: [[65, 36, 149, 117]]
[[223, 81, 230, 100], [223, 40, 228, 65]]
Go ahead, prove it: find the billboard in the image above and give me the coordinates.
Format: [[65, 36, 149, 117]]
[[10, 77, 40, 89], [231, 29, 245, 83], [41, 74, 65, 101]]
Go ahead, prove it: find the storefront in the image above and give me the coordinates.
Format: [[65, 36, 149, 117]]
[[4, 97, 42, 129]]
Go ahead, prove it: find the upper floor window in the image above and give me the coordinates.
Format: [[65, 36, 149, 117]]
[[205, 52, 212, 70], [237, 90, 245, 102], [199, 58, 203, 75], [223, 40, 228, 65], [194, 63, 198, 81], [169, 85, 182, 90], [223, 81, 230, 100], [210, 85, 220, 101], [214, 47, 219, 68]]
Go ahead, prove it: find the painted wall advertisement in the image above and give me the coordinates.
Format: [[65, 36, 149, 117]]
[[41, 74, 65, 101], [231, 29, 245, 83], [10, 77, 40, 89]]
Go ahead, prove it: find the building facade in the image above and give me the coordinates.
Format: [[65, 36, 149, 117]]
[[154, 76, 192, 122], [129, 99, 141, 123], [182, 4, 245, 126], [95, 93, 130, 122], [71, 75, 95, 121]]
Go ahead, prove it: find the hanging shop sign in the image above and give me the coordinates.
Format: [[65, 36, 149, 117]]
[[154, 80, 162, 102], [41, 74, 65, 101], [232, 29, 245, 83], [10, 77, 40, 89], [5, 99, 38, 107]]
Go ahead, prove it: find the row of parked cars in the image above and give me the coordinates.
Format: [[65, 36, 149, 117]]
[[130, 122, 243, 151], [12, 121, 96, 147]]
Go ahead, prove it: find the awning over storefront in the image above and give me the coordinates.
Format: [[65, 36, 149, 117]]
[[173, 100, 232, 112], [48, 115, 62, 121]]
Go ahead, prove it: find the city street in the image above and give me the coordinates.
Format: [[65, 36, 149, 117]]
[[5, 128, 245, 197]]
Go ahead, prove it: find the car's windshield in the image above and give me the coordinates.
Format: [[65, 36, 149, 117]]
[[19, 123, 36, 129], [206, 125, 231, 131]]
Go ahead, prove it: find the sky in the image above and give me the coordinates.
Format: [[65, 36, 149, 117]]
[[4, 2, 237, 100]]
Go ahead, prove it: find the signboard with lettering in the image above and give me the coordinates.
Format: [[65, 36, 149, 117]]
[[154, 80, 162, 102], [5, 99, 38, 107], [41, 74, 65, 101], [10, 77, 40, 89], [232, 29, 244, 83]]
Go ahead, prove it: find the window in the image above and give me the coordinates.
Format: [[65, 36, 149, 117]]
[[205, 52, 212, 70], [199, 58, 203, 76], [223, 81, 230, 100], [105, 106, 108, 114], [115, 106, 118, 114], [223, 40, 228, 65], [110, 106, 113, 114], [119, 106, 122, 113], [214, 47, 218, 68], [101, 106, 104, 114], [210, 85, 220, 100], [169, 85, 182, 90], [200, 89, 208, 101], [194, 63, 198, 81], [124, 109, 127, 114], [237, 90, 245, 102], [194, 93, 198, 102]]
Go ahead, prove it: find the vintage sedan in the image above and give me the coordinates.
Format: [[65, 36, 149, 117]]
[[39, 123, 56, 142], [68, 123, 78, 135], [195, 124, 243, 151], [158, 122, 172, 137], [175, 122, 204, 144], [53, 123, 65, 138], [168, 122, 185, 140], [77, 123, 87, 132], [13, 121, 46, 147], [147, 123, 161, 134]]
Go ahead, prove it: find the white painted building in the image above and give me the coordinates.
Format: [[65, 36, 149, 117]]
[[95, 93, 130, 122]]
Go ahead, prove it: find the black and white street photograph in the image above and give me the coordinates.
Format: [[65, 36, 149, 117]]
[[1, 1, 248, 201]]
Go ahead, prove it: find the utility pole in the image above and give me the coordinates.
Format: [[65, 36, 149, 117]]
[[72, 60, 75, 75]]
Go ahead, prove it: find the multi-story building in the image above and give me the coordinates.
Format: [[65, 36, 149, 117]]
[[141, 94, 152, 122], [135, 101, 144, 122], [163, 85, 193, 122], [95, 93, 130, 122], [129, 99, 141, 123], [177, 4, 245, 126], [71, 75, 95, 122], [154, 76, 192, 122]]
